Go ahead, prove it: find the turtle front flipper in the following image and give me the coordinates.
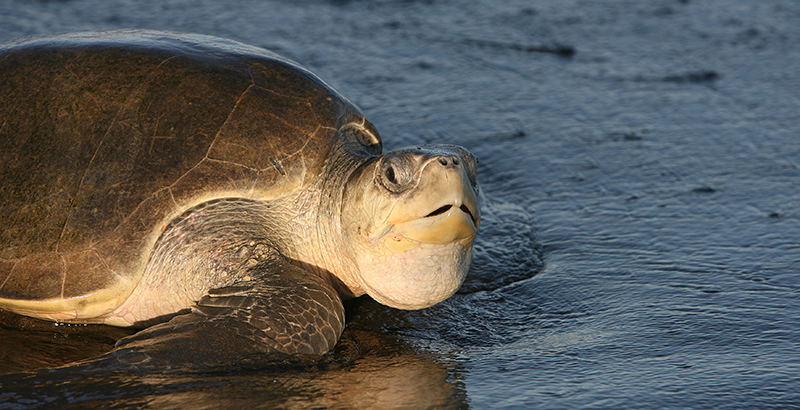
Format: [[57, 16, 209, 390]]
[[113, 260, 344, 363], [195, 262, 345, 355]]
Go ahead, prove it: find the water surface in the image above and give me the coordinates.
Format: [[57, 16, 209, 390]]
[[1, 0, 799, 408]]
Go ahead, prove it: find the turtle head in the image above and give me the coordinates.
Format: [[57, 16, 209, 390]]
[[341, 144, 480, 310]]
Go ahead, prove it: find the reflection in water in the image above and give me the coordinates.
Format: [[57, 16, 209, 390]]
[[0, 309, 135, 373], [145, 348, 465, 409], [0, 323, 468, 409]]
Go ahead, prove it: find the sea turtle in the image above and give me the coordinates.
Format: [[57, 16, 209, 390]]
[[0, 30, 479, 356]]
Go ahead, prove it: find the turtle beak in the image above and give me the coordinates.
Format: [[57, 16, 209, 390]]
[[381, 147, 480, 252]]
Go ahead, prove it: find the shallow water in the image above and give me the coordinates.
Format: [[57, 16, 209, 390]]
[[1, 0, 799, 408]]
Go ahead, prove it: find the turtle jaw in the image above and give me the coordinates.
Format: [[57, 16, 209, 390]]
[[384, 195, 479, 253]]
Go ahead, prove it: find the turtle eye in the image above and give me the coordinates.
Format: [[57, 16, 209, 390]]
[[379, 155, 413, 193], [385, 165, 397, 185]]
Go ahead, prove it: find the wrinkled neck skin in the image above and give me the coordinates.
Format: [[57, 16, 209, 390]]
[[286, 141, 373, 301]]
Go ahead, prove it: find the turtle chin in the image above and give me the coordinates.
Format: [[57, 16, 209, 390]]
[[358, 237, 475, 310]]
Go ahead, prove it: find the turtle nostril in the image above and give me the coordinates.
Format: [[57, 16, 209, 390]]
[[437, 156, 460, 167]]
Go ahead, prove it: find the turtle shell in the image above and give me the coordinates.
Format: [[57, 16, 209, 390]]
[[0, 30, 377, 319]]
